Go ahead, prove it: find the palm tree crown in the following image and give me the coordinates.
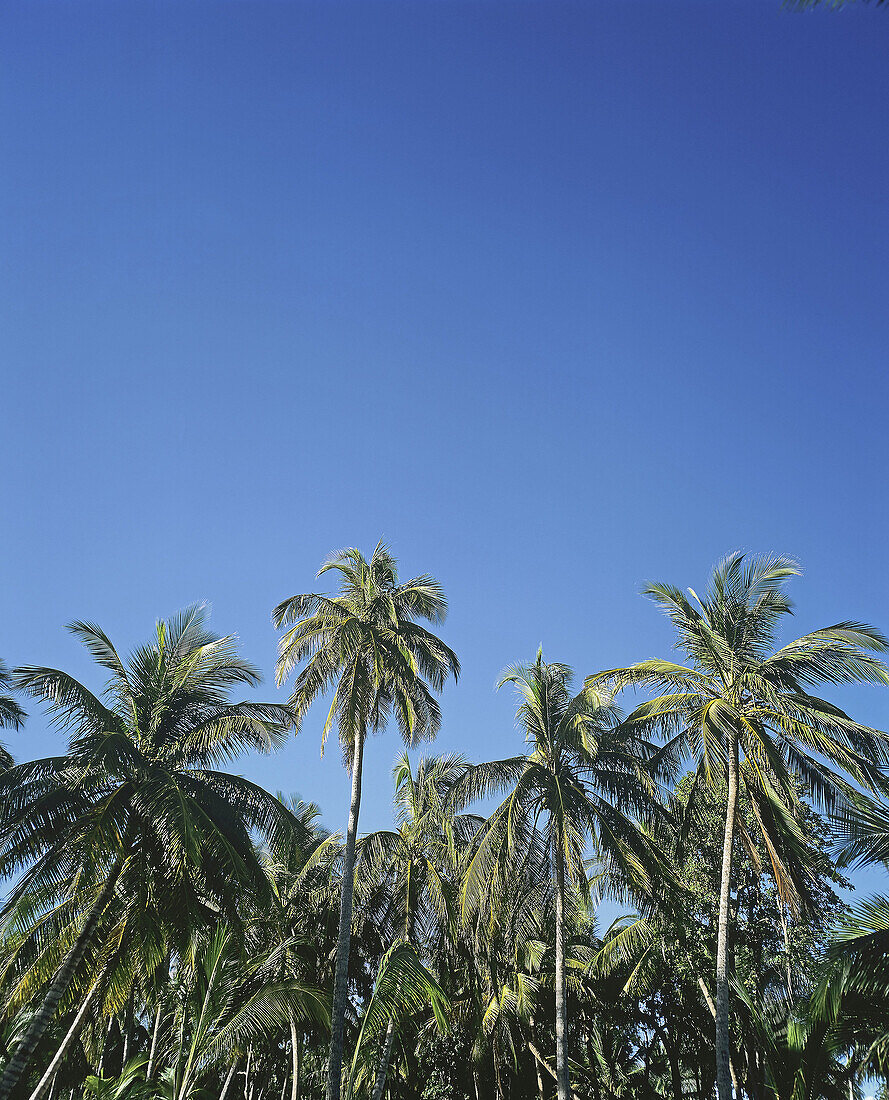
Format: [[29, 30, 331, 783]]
[[459, 651, 659, 920], [273, 542, 459, 757], [593, 554, 889, 803], [6, 606, 296, 912]]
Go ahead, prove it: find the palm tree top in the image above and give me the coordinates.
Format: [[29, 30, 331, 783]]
[[316, 542, 449, 624], [497, 649, 622, 761], [13, 604, 290, 768], [647, 551, 800, 666], [0, 658, 26, 771], [589, 551, 889, 813], [273, 542, 459, 756], [0, 659, 25, 731], [596, 551, 889, 695]]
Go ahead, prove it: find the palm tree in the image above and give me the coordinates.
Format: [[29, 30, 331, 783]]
[[0, 607, 296, 1100], [273, 543, 459, 1100], [733, 982, 861, 1100], [159, 925, 327, 1100], [343, 940, 448, 1100], [454, 650, 662, 1100], [593, 770, 848, 1098], [589, 552, 889, 1100], [803, 791, 889, 1077], [247, 799, 340, 1100], [0, 659, 25, 768], [357, 752, 472, 1099]]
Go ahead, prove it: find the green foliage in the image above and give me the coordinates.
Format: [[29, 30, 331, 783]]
[[417, 1028, 474, 1100], [344, 940, 448, 1100], [0, 658, 25, 770], [83, 1056, 149, 1100], [671, 772, 850, 998], [274, 541, 460, 759]]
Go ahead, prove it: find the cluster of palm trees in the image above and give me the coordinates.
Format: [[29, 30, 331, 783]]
[[1, 545, 889, 1100]]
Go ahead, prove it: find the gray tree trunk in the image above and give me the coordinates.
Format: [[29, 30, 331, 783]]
[[696, 975, 739, 1092], [0, 862, 122, 1100], [289, 1016, 300, 1100], [27, 980, 101, 1100], [529, 1042, 578, 1100], [147, 1002, 163, 1080], [121, 989, 134, 1070], [219, 1062, 237, 1100], [326, 728, 365, 1100], [369, 1018, 395, 1100], [97, 1017, 113, 1077], [529, 1019, 545, 1100], [715, 731, 739, 1100], [244, 1045, 253, 1100], [554, 853, 570, 1100]]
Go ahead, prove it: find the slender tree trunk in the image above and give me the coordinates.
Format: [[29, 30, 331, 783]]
[[529, 1043, 578, 1099], [0, 864, 123, 1100], [97, 1017, 113, 1076], [666, 1012, 682, 1100], [554, 854, 570, 1100], [715, 731, 739, 1100], [121, 988, 134, 1070], [669, 1044, 682, 1100], [643, 1030, 651, 1091], [529, 1019, 545, 1100], [219, 1062, 237, 1100], [147, 1002, 163, 1080], [289, 1017, 299, 1100], [369, 1018, 395, 1100], [697, 976, 739, 1093], [27, 982, 101, 1100], [779, 903, 794, 999], [326, 727, 365, 1100]]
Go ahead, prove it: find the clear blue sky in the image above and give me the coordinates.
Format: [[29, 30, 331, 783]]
[[3, 2, 889, 902]]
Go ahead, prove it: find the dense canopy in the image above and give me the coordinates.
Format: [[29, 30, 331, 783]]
[[0, 550, 889, 1100]]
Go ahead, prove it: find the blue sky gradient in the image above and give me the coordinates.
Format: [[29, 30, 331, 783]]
[[3, 1, 889, 902]]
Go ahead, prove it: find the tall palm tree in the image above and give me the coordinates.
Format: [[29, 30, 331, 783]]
[[589, 553, 889, 1100], [0, 659, 25, 769], [0, 607, 295, 1100], [454, 650, 661, 1100], [273, 543, 459, 1100]]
